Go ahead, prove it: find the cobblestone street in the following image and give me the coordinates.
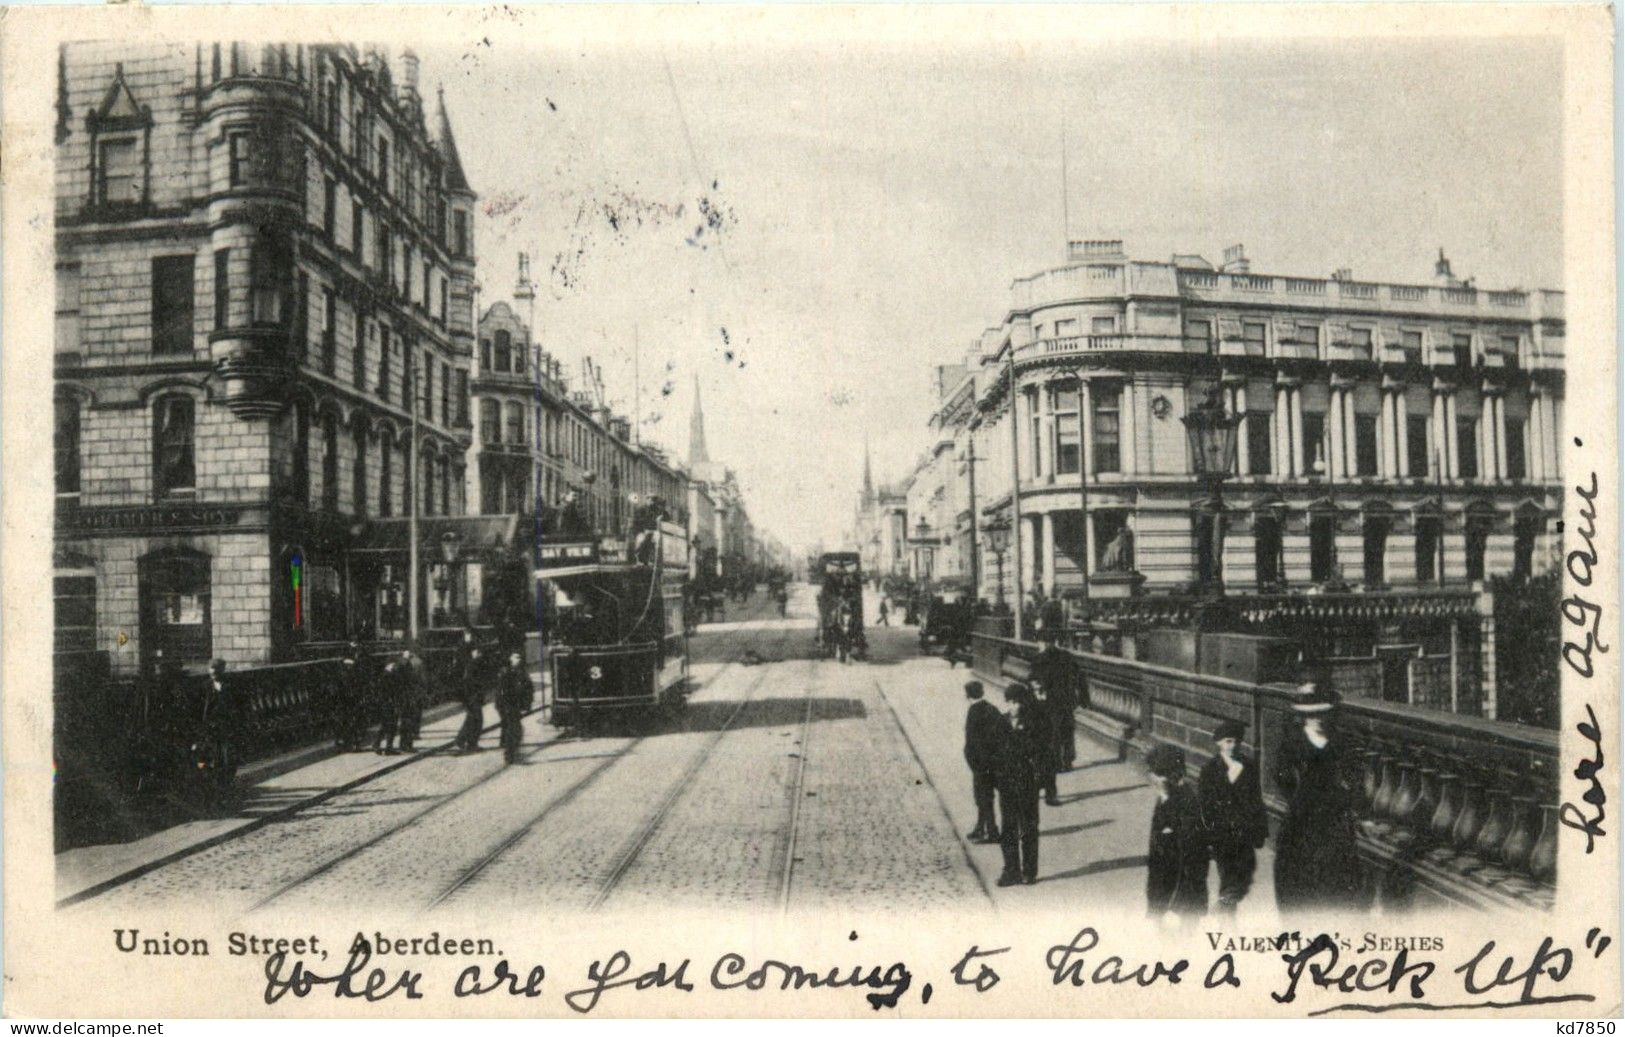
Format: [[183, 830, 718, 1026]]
[[61, 589, 1277, 922]]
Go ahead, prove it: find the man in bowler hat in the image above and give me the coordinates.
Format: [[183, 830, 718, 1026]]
[[1145, 743, 1208, 923], [1197, 719, 1268, 914], [995, 681, 1051, 886], [495, 651, 534, 764], [962, 681, 1005, 843]]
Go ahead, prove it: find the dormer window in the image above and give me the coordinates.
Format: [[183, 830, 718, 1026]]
[[97, 139, 140, 205], [85, 64, 153, 214]]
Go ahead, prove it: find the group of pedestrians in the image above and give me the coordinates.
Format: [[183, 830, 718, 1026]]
[[1141, 688, 1365, 922], [959, 649, 1080, 887], [962, 660, 1364, 919], [333, 630, 535, 765], [332, 645, 427, 755]]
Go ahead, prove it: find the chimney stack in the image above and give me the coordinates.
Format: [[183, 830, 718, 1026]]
[[1221, 244, 1249, 273], [514, 252, 535, 330], [398, 48, 420, 106]]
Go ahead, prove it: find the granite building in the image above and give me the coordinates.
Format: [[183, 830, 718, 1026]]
[[467, 261, 691, 540], [929, 240, 1565, 719], [54, 41, 477, 676]]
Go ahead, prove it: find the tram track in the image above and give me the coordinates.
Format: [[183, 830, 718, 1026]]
[[250, 611, 785, 915], [581, 622, 803, 914], [64, 606, 781, 912], [774, 655, 822, 914], [424, 621, 801, 907]]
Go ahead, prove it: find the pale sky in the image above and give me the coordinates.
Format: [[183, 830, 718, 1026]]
[[424, 35, 1562, 554]]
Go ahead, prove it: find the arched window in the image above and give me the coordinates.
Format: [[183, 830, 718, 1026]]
[[321, 411, 339, 511], [152, 395, 195, 499], [56, 395, 81, 498], [422, 450, 436, 516], [139, 547, 211, 673], [378, 427, 394, 518], [494, 330, 511, 373], [399, 435, 412, 516], [351, 420, 368, 517]]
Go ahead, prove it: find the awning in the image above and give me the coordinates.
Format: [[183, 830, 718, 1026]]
[[348, 514, 525, 558], [533, 564, 629, 581]]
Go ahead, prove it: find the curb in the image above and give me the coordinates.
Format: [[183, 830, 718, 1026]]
[[56, 705, 544, 908]]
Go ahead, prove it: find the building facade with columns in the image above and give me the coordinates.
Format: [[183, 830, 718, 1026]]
[[936, 240, 1562, 719], [960, 240, 1563, 605], [54, 42, 479, 676]]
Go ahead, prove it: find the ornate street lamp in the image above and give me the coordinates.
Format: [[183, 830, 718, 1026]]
[[435, 529, 464, 627], [1182, 387, 1241, 597], [983, 517, 1012, 608]]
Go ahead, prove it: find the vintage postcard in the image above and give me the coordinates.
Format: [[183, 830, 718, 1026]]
[[2, 2, 1619, 1020]]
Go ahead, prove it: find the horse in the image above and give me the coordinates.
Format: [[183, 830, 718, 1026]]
[[829, 600, 854, 663]]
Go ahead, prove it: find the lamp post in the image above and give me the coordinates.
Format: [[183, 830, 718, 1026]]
[[436, 529, 463, 628], [913, 516, 931, 585], [1181, 387, 1241, 598], [984, 517, 1011, 609]]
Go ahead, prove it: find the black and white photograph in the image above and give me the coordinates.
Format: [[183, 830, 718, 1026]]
[[3, 3, 1618, 1020]]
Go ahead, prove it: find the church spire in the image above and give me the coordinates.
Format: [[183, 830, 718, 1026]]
[[434, 85, 472, 195], [689, 375, 710, 467]]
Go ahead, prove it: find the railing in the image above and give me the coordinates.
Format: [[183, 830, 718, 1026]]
[[1170, 271, 1559, 320], [970, 631, 1557, 911], [1285, 278, 1325, 295], [1021, 334, 1183, 358]]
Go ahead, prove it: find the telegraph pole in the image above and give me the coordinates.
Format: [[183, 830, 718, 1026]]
[[1075, 364, 1091, 602], [964, 431, 979, 603], [1006, 345, 1025, 641], [408, 343, 420, 647]]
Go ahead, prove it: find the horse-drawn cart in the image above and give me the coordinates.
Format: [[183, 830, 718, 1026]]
[[813, 552, 867, 662]]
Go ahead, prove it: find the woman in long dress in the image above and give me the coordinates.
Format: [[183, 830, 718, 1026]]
[[1273, 686, 1367, 912]]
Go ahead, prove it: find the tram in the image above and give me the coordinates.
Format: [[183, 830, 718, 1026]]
[[814, 551, 867, 661], [536, 518, 690, 727]]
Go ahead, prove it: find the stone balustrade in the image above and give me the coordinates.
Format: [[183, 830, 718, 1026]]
[[970, 630, 1557, 911]]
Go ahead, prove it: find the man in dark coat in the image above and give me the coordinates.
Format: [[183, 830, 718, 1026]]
[[1146, 743, 1208, 922], [373, 656, 403, 755], [396, 650, 426, 752], [335, 641, 372, 750], [1197, 719, 1269, 914], [1032, 642, 1078, 778], [452, 629, 490, 753], [995, 682, 1051, 886], [495, 651, 534, 764], [962, 681, 1006, 843], [199, 659, 244, 805], [1273, 686, 1368, 913]]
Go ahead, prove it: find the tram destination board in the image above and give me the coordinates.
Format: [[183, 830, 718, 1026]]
[[537, 540, 598, 568]]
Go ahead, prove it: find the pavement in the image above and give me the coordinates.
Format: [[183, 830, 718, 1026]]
[[58, 587, 1279, 922]]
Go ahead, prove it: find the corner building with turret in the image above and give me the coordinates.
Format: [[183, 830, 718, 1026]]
[[53, 42, 478, 675]]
